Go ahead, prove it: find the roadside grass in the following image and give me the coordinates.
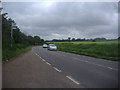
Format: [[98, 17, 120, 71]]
[[52, 40, 118, 44], [0, 50, 1, 61], [51, 40, 119, 61], [2, 44, 34, 61]]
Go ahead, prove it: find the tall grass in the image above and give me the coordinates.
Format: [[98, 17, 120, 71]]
[[2, 44, 33, 61], [54, 41, 118, 61]]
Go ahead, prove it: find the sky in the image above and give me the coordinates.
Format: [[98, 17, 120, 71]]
[[2, 2, 118, 40]]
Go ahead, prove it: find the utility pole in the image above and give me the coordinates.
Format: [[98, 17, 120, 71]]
[[0, 1, 2, 60], [0, 0, 2, 14], [11, 25, 13, 47]]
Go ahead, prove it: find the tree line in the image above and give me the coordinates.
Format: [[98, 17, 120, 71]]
[[47, 37, 119, 42], [47, 37, 111, 42], [2, 13, 45, 49]]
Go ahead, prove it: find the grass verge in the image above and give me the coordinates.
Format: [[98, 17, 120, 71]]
[[53, 41, 119, 61], [2, 45, 33, 61]]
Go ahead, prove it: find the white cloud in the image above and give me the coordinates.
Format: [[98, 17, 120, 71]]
[[3, 2, 118, 40]]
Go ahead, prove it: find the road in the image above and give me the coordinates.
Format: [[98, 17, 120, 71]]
[[3, 49, 83, 88], [32, 46, 118, 88]]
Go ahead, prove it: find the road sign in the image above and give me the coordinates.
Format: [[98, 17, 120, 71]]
[[12, 23, 17, 29]]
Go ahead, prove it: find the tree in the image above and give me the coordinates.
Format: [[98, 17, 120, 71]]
[[76, 38, 81, 41], [2, 12, 45, 60], [118, 37, 120, 40], [34, 36, 41, 45], [94, 38, 106, 41], [68, 37, 71, 42], [2, 13, 11, 48], [72, 38, 76, 41]]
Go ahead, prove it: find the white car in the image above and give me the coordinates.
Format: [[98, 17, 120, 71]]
[[43, 44, 48, 48], [48, 44, 57, 51]]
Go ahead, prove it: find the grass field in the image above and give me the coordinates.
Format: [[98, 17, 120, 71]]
[[52, 40, 118, 44], [49, 40, 119, 61]]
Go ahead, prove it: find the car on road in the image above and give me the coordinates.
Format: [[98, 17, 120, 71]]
[[43, 44, 48, 48], [48, 44, 57, 51]]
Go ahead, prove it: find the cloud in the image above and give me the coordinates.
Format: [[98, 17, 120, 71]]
[[2, 2, 118, 40]]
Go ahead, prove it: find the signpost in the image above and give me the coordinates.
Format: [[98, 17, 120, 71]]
[[11, 22, 17, 47]]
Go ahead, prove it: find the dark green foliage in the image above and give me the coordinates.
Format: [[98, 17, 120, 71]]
[[2, 13, 45, 60]]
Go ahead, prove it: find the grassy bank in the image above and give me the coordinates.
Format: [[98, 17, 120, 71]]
[[2, 44, 33, 61], [51, 40, 119, 61], [52, 40, 117, 44]]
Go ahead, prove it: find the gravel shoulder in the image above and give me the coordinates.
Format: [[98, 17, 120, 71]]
[[2, 50, 84, 88]]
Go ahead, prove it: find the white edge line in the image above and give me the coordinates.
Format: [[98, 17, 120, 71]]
[[107, 67, 113, 69], [53, 67, 61, 72], [91, 62, 117, 71], [66, 76, 80, 85], [73, 58, 118, 71], [46, 62, 51, 66], [34, 52, 117, 71]]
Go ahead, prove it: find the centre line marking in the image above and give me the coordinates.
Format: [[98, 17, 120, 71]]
[[53, 67, 61, 72], [35, 53, 39, 56], [39, 57, 42, 59], [42, 59, 46, 62], [34, 52, 47, 62], [66, 76, 80, 85]]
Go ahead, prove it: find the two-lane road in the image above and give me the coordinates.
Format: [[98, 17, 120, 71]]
[[32, 46, 118, 88]]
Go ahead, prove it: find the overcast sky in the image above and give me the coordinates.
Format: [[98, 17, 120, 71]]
[[3, 2, 118, 40]]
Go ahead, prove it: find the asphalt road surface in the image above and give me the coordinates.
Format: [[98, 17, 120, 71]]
[[32, 46, 118, 88], [3, 49, 83, 88]]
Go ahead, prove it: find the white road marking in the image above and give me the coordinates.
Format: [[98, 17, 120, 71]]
[[73, 57, 117, 71], [34, 51, 117, 71], [35, 53, 46, 62], [39, 57, 42, 59], [35, 53, 39, 57], [57, 51, 117, 71], [53, 67, 62, 72], [66, 76, 80, 85], [42, 59, 46, 62], [35, 53, 52, 66], [46, 62, 51, 66], [107, 67, 113, 69]]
